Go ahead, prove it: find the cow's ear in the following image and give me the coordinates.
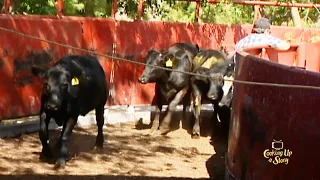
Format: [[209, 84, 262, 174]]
[[148, 47, 156, 53], [160, 49, 167, 54], [31, 67, 48, 78], [167, 54, 174, 60], [149, 47, 154, 51], [195, 44, 200, 51]]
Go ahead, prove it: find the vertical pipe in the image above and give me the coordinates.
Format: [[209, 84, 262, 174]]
[[57, 0, 64, 18], [253, 4, 262, 23], [112, 0, 118, 19], [195, 0, 200, 23], [137, 0, 145, 21], [3, 0, 12, 14], [52, 0, 64, 18], [291, 1, 302, 27]]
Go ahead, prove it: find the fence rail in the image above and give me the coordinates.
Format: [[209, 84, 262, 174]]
[[1, 0, 320, 22]]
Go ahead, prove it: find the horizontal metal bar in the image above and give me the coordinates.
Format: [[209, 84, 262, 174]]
[[180, 0, 320, 8]]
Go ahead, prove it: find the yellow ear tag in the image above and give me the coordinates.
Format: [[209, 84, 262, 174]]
[[194, 56, 203, 65], [71, 77, 79, 86], [201, 57, 217, 69], [166, 58, 173, 67]]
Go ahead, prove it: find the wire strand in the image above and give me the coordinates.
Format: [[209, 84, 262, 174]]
[[1, 26, 320, 90]]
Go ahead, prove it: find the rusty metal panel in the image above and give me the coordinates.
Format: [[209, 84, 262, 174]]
[[305, 42, 320, 72], [226, 52, 320, 179], [265, 47, 298, 66], [0, 15, 84, 119], [81, 18, 115, 105], [114, 21, 162, 105], [115, 21, 246, 105]]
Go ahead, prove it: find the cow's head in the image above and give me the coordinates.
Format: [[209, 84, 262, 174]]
[[139, 48, 167, 84], [31, 62, 82, 111], [192, 56, 234, 101], [206, 72, 224, 101], [206, 60, 234, 101]]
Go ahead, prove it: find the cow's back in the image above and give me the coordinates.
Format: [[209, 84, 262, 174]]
[[192, 49, 228, 71], [168, 43, 199, 59]]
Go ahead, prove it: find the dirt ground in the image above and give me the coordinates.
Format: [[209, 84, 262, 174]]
[[0, 121, 228, 180]]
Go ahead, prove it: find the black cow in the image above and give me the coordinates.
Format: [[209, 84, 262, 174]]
[[139, 42, 199, 135], [190, 49, 234, 138], [31, 55, 108, 169]]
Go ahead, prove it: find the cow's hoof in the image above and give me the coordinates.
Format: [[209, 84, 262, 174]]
[[54, 159, 66, 170], [191, 133, 200, 139], [94, 144, 104, 149], [95, 136, 104, 147], [93, 145, 104, 152], [150, 126, 158, 131], [94, 140, 104, 149], [150, 129, 160, 136], [40, 149, 54, 160], [150, 125, 159, 134], [159, 127, 170, 135], [150, 123, 159, 131]]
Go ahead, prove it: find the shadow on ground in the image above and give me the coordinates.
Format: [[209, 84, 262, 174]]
[[0, 174, 209, 180], [205, 128, 228, 179], [0, 120, 227, 179], [135, 110, 219, 139], [206, 106, 230, 179], [134, 107, 230, 179]]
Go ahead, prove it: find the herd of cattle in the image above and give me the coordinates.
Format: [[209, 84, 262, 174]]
[[139, 43, 234, 137], [30, 42, 235, 169]]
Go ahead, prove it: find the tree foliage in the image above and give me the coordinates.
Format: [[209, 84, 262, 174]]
[[2, 0, 320, 26]]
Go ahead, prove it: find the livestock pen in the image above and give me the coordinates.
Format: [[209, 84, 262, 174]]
[[1, 0, 320, 179]]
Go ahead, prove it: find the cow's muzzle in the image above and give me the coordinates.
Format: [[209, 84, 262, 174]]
[[46, 103, 59, 111], [138, 76, 148, 84]]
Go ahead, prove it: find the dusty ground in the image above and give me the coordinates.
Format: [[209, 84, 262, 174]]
[[0, 121, 228, 180]]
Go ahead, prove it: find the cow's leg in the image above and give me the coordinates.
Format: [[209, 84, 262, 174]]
[[213, 102, 220, 124], [39, 111, 53, 159], [55, 116, 77, 169], [150, 89, 163, 132], [159, 87, 188, 135], [219, 76, 234, 108], [95, 104, 105, 148], [191, 82, 202, 139], [216, 104, 231, 136], [182, 90, 191, 122], [217, 85, 233, 134]]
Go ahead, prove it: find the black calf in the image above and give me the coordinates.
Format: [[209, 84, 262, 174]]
[[31, 55, 108, 169], [139, 43, 199, 135], [190, 49, 234, 138]]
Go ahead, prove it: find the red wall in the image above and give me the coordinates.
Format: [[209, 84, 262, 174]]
[[0, 14, 319, 119]]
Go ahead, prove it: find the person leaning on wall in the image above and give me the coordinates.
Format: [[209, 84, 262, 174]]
[[229, 17, 291, 60], [222, 17, 291, 110]]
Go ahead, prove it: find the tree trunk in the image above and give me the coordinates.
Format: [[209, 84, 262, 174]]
[[84, 0, 95, 16]]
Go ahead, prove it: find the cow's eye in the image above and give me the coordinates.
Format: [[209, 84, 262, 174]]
[[60, 84, 68, 91], [43, 83, 51, 93]]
